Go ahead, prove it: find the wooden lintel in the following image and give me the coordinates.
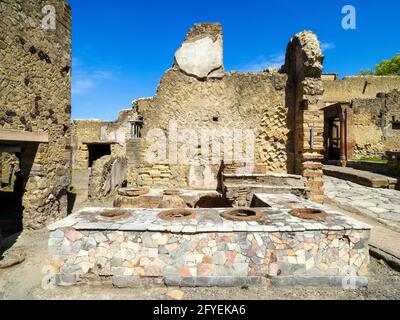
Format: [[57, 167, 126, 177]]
[[0, 129, 49, 143]]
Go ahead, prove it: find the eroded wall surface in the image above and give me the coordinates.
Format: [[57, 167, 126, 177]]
[[135, 69, 289, 188], [323, 76, 400, 102], [323, 77, 400, 158], [352, 90, 400, 157], [71, 120, 102, 169], [72, 110, 133, 169], [130, 23, 293, 190], [0, 0, 72, 229]]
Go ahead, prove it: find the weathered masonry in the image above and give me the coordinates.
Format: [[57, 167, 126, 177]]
[[48, 23, 373, 289], [71, 110, 133, 170], [322, 76, 400, 163], [126, 24, 325, 203], [0, 0, 72, 231]]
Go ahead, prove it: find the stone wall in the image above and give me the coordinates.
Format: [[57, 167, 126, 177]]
[[71, 120, 102, 169], [0, 0, 72, 229], [88, 155, 127, 200], [0, 152, 19, 188], [322, 75, 400, 160], [323, 76, 400, 103], [133, 69, 288, 189], [72, 110, 133, 169], [129, 23, 299, 192], [48, 228, 370, 287], [351, 89, 400, 157]]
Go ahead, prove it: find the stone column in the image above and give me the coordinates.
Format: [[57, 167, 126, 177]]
[[377, 92, 387, 142], [339, 110, 347, 167]]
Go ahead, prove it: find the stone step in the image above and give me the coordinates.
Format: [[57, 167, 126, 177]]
[[323, 165, 397, 189], [222, 173, 305, 188], [224, 184, 309, 200]]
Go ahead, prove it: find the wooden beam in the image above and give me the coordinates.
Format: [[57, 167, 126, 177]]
[[0, 129, 49, 143]]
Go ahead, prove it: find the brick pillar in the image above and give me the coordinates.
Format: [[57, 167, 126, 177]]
[[126, 139, 139, 185], [296, 78, 325, 203], [283, 31, 325, 203]]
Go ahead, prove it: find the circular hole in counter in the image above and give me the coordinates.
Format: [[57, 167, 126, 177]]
[[158, 209, 197, 221], [99, 209, 131, 221], [289, 208, 328, 220], [118, 186, 150, 197], [221, 207, 265, 221]]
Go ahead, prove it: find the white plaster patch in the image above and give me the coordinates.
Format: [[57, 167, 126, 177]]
[[175, 36, 223, 79]]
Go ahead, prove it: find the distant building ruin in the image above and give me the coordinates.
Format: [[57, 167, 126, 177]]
[[120, 23, 326, 203], [322, 76, 400, 164], [73, 23, 400, 205]]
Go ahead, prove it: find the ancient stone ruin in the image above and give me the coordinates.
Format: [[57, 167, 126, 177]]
[[46, 23, 375, 288], [0, 0, 72, 235], [1, 1, 400, 290]]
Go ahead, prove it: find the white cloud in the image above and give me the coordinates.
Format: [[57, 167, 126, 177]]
[[73, 79, 94, 94], [72, 59, 113, 95], [238, 53, 285, 72], [320, 42, 336, 51]]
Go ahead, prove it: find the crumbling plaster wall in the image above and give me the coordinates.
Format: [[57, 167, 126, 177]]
[[0, 0, 72, 229]]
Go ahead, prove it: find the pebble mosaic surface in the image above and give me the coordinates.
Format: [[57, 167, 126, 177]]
[[47, 195, 371, 287]]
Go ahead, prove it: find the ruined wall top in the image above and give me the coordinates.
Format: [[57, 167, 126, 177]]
[[174, 23, 224, 80], [323, 76, 400, 102], [282, 30, 324, 80], [184, 22, 222, 42]]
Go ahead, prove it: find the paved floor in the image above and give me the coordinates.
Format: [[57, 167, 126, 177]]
[[324, 176, 400, 233]]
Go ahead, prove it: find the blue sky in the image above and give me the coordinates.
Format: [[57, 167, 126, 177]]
[[68, 0, 400, 120]]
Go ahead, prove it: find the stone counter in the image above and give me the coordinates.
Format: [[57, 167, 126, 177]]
[[47, 205, 371, 288]]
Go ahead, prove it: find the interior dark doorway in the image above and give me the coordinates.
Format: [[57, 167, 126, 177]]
[[87, 143, 112, 168], [327, 116, 341, 161], [0, 149, 23, 239]]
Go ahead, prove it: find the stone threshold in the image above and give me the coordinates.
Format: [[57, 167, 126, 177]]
[[222, 173, 303, 179], [270, 276, 368, 288], [369, 245, 400, 272], [53, 274, 369, 288]]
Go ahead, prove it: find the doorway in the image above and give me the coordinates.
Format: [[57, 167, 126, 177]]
[[87, 143, 111, 168], [323, 103, 354, 164], [0, 151, 24, 238], [327, 117, 340, 161]]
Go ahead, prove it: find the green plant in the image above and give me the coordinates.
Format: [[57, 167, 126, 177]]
[[358, 69, 374, 76], [357, 156, 388, 164], [375, 54, 400, 75], [358, 54, 400, 76]]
